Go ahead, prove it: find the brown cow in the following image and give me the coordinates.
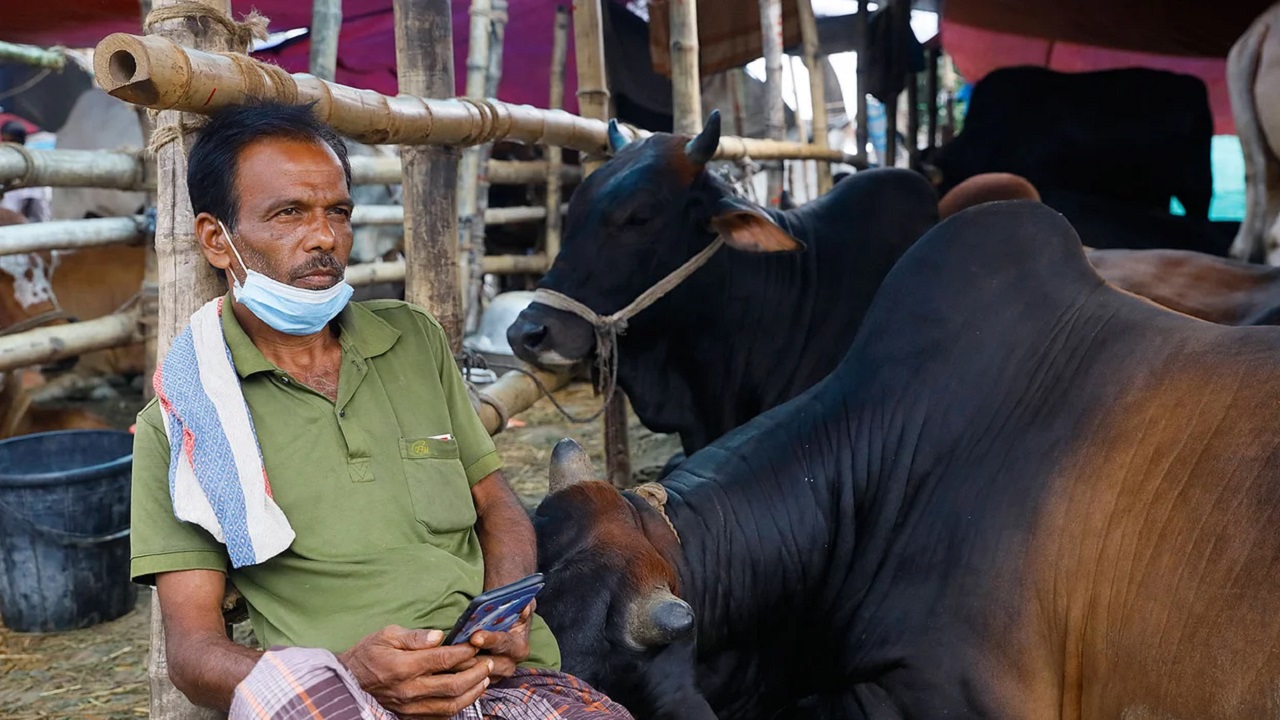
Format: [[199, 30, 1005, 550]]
[[937, 172, 1040, 218], [1227, 0, 1280, 264], [0, 208, 112, 438]]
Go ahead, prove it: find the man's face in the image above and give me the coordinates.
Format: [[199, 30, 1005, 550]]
[[224, 137, 354, 290]]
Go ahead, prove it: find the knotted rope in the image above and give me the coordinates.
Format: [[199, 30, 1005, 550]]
[[632, 482, 680, 545], [142, 4, 272, 154], [529, 235, 727, 422]]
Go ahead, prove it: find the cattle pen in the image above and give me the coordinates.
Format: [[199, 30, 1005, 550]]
[[0, 0, 887, 716]]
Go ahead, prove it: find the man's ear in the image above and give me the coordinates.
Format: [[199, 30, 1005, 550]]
[[195, 212, 232, 270], [709, 196, 805, 253]]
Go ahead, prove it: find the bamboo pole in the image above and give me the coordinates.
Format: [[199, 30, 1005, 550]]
[[93, 32, 862, 164], [476, 368, 571, 435], [394, 0, 464, 348], [458, 0, 494, 337], [572, 0, 612, 173], [0, 216, 147, 256], [0, 149, 574, 190], [309, 0, 343, 82], [759, 0, 785, 207], [0, 145, 148, 190], [0, 41, 66, 71], [466, 0, 509, 335], [344, 253, 548, 285], [854, 0, 869, 165], [352, 204, 556, 226], [145, 4, 241, 715], [906, 69, 919, 168], [0, 312, 141, 373], [545, 5, 569, 262], [570, 0, 629, 488], [669, 0, 702, 134], [925, 47, 938, 151], [797, 0, 831, 195]]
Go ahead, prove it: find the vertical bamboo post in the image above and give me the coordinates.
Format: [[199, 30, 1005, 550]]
[[544, 5, 569, 262], [458, 0, 493, 335], [146, 1, 239, 717], [759, 0, 785, 206], [395, 0, 463, 349], [797, 0, 830, 195], [784, 55, 808, 202], [572, 0, 628, 487], [925, 46, 938, 151], [906, 71, 919, 167], [309, 0, 342, 82], [854, 0, 869, 165], [572, 0, 611, 174], [464, 0, 507, 332], [883, 93, 898, 167], [669, 0, 701, 134]]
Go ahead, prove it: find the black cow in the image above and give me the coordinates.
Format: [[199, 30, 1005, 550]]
[[534, 200, 1280, 719], [922, 65, 1214, 222], [508, 112, 939, 457]]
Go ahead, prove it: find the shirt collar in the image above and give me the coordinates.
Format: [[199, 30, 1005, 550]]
[[220, 293, 401, 379]]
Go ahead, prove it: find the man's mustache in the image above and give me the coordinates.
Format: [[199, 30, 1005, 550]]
[[289, 253, 345, 281]]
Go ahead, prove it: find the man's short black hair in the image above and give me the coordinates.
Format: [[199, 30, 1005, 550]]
[[1, 120, 28, 144], [187, 98, 352, 232]]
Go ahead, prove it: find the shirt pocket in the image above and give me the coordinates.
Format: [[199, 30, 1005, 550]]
[[400, 437, 477, 534]]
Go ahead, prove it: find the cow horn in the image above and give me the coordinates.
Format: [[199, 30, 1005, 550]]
[[608, 119, 631, 154], [684, 110, 721, 166], [549, 438, 597, 494], [626, 589, 695, 649]]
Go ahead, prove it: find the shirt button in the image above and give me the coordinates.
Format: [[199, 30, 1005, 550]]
[[280, 377, 291, 385], [339, 409, 346, 418]]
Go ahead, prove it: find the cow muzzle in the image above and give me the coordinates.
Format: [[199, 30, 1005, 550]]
[[625, 589, 695, 649]]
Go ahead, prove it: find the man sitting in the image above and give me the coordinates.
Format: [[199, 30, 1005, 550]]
[[130, 99, 631, 719]]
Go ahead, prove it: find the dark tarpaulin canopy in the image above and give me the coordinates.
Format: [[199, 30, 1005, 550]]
[[1, 0, 588, 116]]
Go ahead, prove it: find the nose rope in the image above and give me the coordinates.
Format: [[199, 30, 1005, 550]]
[[528, 235, 727, 423]]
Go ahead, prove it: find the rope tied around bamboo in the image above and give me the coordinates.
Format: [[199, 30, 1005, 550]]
[[528, 235, 728, 423], [0, 142, 37, 193], [142, 4, 272, 154]]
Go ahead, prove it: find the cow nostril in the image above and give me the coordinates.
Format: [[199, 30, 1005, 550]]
[[651, 599, 695, 641], [522, 324, 548, 350]]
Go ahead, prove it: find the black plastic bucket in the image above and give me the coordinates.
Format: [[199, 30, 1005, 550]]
[[0, 429, 136, 632]]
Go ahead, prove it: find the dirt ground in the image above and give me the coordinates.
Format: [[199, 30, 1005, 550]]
[[0, 380, 679, 719]]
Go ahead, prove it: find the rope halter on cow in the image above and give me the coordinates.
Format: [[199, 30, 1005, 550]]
[[529, 234, 727, 423]]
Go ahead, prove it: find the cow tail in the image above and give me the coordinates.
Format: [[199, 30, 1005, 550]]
[[1227, 14, 1277, 263]]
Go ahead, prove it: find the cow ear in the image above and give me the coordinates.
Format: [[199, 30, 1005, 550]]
[[549, 438, 598, 494], [710, 196, 805, 253], [608, 119, 630, 154]]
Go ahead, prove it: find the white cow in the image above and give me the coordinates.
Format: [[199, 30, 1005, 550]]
[[1229, 1, 1280, 264]]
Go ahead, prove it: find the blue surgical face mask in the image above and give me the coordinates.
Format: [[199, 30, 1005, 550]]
[[218, 220, 353, 336]]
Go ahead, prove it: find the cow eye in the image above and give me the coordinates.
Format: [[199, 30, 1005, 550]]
[[623, 207, 656, 227]]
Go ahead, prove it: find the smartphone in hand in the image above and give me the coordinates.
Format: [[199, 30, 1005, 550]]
[[443, 573, 545, 646]]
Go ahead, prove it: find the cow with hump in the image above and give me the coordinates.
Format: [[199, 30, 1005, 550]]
[[533, 200, 1280, 720], [507, 111, 938, 458]]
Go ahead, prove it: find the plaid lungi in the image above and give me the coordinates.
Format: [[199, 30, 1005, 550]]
[[229, 646, 635, 720]]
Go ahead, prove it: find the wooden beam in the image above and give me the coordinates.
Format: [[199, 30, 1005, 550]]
[[925, 46, 939, 151], [544, 5, 570, 263], [906, 70, 920, 168], [345, 253, 549, 285], [759, 0, 785, 206], [0, 146, 148, 190], [476, 368, 571, 435], [669, 0, 702, 134], [797, 0, 831, 195], [394, 0, 463, 349], [309, 0, 343, 82], [94, 32, 863, 164]]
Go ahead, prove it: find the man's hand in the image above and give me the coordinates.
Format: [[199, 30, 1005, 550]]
[[468, 602, 534, 681], [339, 625, 493, 718]]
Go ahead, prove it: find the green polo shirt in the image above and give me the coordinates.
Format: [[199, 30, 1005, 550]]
[[130, 297, 559, 669]]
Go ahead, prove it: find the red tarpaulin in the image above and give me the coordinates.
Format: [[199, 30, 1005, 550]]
[[2, 0, 582, 114], [940, 19, 1237, 136]]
